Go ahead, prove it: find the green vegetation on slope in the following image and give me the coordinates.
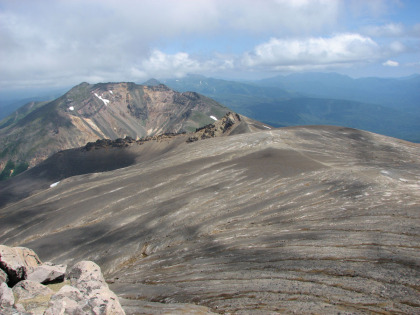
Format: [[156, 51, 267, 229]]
[[0, 160, 29, 181]]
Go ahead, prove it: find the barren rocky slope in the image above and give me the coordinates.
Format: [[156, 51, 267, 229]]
[[0, 113, 266, 208], [0, 82, 229, 170], [0, 124, 419, 314]]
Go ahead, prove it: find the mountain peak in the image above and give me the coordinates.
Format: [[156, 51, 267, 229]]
[[142, 78, 162, 86], [0, 82, 232, 173]]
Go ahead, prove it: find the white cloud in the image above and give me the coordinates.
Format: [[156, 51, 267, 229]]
[[389, 41, 406, 53], [0, 0, 418, 89], [141, 51, 202, 78], [242, 33, 381, 71], [220, 0, 339, 35], [348, 0, 394, 18], [135, 50, 234, 80], [382, 60, 399, 67], [0, 0, 341, 89], [362, 23, 405, 37]]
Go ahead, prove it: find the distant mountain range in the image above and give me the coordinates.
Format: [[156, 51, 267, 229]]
[[1, 72, 419, 179], [0, 87, 70, 121], [161, 73, 420, 142], [257, 72, 420, 112], [0, 82, 230, 177]]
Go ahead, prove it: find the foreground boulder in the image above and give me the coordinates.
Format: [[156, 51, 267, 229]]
[[0, 268, 7, 284], [63, 261, 125, 314], [67, 260, 107, 294], [44, 285, 85, 314], [0, 245, 125, 314], [0, 245, 41, 286], [13, 280, 54, 314], [0, 282, 14, 308], [27, 262, 66, 284]]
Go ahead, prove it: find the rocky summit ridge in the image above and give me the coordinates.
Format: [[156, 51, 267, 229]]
[[0, 123, 419, 314], [0, 112, 269, 207]]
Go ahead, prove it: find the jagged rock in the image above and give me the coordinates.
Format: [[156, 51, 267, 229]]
[[44, 285, 84, 315], [14, 303, 27, 313], [0, 282, 27, 315], [0, 245, 124, 314], [0, 245, 42, 286], [186, 136, 198, 143], [67, 261, 125, 314], [67, 260, 107, 294], [12, 280, 54, 314], [0, 282, 14, 307], [187, 112, 245, 143], [85, 287, 126, 315], [12, 280, 54, 301], [27, 262, 66, 284], [0, 268, 7, 284]]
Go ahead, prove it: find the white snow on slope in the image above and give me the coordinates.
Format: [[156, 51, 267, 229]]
[[210, 115, 218, 121], [69, 106, 74, 111], [263, 125, 271, 129], [94, 93, 110, 106], [109, 90, 113, 94], [50, 181, 60, 188]]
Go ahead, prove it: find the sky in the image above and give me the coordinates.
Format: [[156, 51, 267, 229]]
[[0, 0, 420, 92]]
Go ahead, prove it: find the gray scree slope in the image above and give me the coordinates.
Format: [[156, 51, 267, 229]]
[[1, 125, 419, 314]]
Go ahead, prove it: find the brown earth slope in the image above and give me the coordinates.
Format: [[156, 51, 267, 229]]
[[0, 124, 419, 314]]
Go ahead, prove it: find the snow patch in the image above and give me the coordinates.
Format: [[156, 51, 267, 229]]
[[210, 115, 218, 121], [109, 90, 113, 94], [94, 93, 110, 106], [263, 125, 271, 129], [50, 181, 60, 188], [68, 106, 74, 111], [109, 187, 124, 193]]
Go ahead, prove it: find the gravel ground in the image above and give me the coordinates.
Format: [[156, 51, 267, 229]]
[[1, 126, 419, 314]]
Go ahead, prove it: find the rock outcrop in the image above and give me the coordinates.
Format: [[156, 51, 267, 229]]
[[0, 268, 7, 283], [27, 262, 66, 284], [0, 282, 14, 308], [13, 280, 55, 314], [0, 245, 124, 315], [0, 245, 41, 286]]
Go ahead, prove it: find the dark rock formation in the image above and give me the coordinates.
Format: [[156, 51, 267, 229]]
[[188, 112, 248, 142]]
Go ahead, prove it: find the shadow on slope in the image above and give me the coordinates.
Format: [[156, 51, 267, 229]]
[[0, 126, 419, 313], [0, 147, 137, 208]]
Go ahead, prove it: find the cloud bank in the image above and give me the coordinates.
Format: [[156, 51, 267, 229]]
[[0, 0, 418, 90], [242, 34, 380, 71]]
